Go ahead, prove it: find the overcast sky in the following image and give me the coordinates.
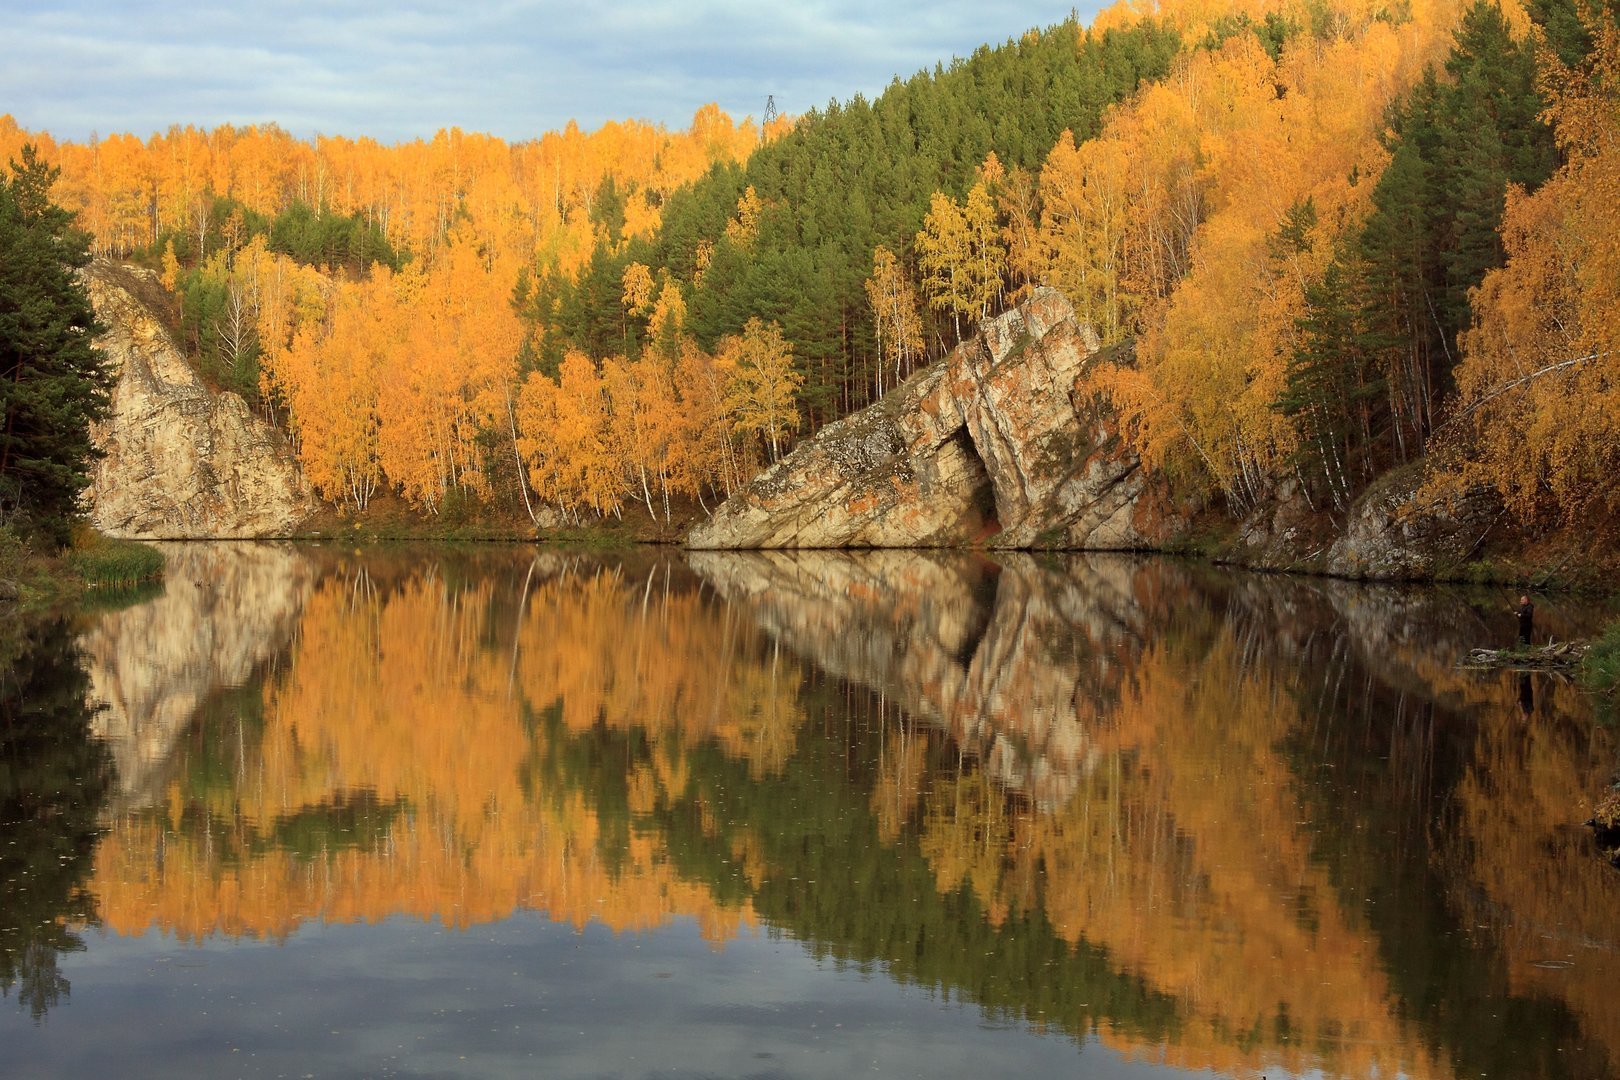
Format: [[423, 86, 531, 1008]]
[[3, 1, 1108, 144]]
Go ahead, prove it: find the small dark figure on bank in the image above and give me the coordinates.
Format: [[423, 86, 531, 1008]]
[[1516, 595, 1535, 647]]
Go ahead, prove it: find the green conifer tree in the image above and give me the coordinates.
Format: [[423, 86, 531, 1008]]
[[0, 146, 114, 546], [1332, 0, 1561, 473]]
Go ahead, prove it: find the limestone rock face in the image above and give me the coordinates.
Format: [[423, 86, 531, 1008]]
[[82, 262, 315, 538], [687, 288, 1177, 550]]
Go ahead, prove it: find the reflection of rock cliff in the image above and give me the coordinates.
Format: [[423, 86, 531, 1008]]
[[689, 289, 1178, 550], [686, 550, 1599, 814], [81, 543, 315, 806], [688, 549, 1152, 809], [691, 550, 1620, 1078], [82, 263, 315, 538]]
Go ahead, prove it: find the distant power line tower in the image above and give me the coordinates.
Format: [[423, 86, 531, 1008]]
[[762, 95, 777, 141]]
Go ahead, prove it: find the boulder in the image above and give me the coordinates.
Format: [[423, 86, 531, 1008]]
[[81, 262, 315, 539], [687, 288, 1182, 550], [1324, 468, 1501, 580]]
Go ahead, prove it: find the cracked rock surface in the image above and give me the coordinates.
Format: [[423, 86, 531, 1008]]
[[687, 288, 1176, 550], [82, 262, 315, 539]]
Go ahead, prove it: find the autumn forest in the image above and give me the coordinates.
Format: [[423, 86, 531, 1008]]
[[3, 0, 1619, 532]]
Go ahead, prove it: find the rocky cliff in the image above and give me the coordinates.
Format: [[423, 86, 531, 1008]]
[[688, 288, 1184, 550], [82, 262, 314, 538], [686, 288, 1531, 582]]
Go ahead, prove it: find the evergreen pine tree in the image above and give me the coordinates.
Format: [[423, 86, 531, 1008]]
[[1331, 0, 1562, 473], [0, 146, 114, 546], [526, 15, 1181, 434], [1279, 259, 1386, 508]]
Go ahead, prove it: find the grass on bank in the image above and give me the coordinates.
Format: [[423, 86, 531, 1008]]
[[0, 526, 57, 606], [65, 529, 166, 590], [1581, 618, 1620, 702], [0, 524, 165, 606]]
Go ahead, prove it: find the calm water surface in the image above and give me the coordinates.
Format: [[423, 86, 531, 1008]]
[[3, 544, 1619, 1079]]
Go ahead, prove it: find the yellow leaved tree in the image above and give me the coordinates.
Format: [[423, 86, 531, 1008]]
[[915, 184, 1004, 341], [1079, 14, 1446, 508], [515, 350, 627, 519], [263, 271, 382, 511], [864, 245, 925, 398], [378, 230, 523, 511], [718, 318, 802, 464], [1438, 17, 1620, 522]]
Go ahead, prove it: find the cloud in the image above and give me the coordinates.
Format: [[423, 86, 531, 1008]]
[[1, 0, 1102, 142]]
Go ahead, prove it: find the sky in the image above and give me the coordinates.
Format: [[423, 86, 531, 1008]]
[[2, 1, 1109, 144]]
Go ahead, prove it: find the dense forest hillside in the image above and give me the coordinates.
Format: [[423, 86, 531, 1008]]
[[4, 0, 1618, 547]]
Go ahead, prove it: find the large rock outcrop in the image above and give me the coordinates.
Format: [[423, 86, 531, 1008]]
[[688, 288, 1181, 550], [1324, 469, 1503, 580], [82, 262, 314, 538], [1212, 464, 1506, 580]]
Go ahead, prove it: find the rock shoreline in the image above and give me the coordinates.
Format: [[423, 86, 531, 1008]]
[[83, 261, 314, 540], [686, 288, 1543, 586], [78, 265, 1593, 588]]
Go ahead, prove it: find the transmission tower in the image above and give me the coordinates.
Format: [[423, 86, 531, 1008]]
[[762, 95, 777, 141]]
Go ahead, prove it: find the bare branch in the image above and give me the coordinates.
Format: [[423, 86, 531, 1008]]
[[1436, 351, 1608, 433]]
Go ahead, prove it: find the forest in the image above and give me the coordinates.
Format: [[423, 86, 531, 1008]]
[[2, 0, 1618, 535]]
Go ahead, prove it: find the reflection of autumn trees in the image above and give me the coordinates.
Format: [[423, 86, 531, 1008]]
[[884, 621, 1445, 1080], [92, 552, 803, 944], [696, 549, 1620, 1078], [84, 547, 1620, 1078], [1440, 675, 1620, 1080], [1278, 643, 1620, 1080]]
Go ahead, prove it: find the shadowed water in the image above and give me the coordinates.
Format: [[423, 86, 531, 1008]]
[[3, 543, 1618, 1079]]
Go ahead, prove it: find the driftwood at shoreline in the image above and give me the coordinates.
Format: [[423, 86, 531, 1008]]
[[1464, 640, 1588, 670]]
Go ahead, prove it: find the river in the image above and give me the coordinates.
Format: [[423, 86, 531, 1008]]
[[3, 543, 1618, 1079]]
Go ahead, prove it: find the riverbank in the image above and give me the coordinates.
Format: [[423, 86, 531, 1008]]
[[225, 491, 1620, 593], [286, 489, 704, 547], [0, 526, 165, 614]]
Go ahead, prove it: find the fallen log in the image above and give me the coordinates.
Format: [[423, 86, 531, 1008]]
[[1464, 641, 1589, 670]]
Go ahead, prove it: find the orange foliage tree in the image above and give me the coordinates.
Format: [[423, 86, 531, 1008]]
[[915, 184, 1005, 341], [863, 245, 925, 399], [1440, 16, 1620, 521], [718, 318, 803, 464], [1, 105, 782, 517], [514, 350, 626, 519], [263, 272, 381, 510], [1073, 3, 1461, 507]]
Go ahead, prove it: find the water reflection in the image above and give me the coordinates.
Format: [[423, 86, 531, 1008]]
[[0, 619, 114, 1020], [80, 542, 313, 809], [49, 545, 1620, 1076]]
